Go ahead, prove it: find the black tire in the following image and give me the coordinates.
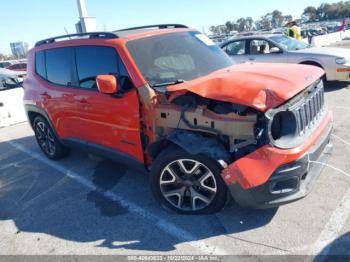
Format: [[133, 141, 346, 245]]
[[33, 116, 69, 160], [150, 147, 228, 214]]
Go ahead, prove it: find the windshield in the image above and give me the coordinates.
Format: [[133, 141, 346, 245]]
[[126, 31, 233, 86], [270, 35, 310, 51]]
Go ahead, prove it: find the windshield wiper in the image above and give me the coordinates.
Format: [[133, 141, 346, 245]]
[[152, 79, 185, 87]]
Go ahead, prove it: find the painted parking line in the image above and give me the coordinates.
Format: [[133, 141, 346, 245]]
[[3, 139, 229, 255], [309, 135, 350, 255], [310, 188, 350, 255]]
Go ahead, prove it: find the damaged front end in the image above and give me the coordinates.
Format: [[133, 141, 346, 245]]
[[150, 88, 268, 168], [140, 74, 332, 208]]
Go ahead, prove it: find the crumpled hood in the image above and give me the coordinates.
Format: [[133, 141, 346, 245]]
[[167, 62, 324, 112], [293, 47, 350, 58]]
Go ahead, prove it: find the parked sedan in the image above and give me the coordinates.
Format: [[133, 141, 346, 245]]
[[221, 34, 350, 81]]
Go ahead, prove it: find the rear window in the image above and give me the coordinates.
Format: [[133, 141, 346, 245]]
[[35, 51, 46, 79], [45, 47, 75, 86]]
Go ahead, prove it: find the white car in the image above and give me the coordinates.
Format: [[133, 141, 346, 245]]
[[0, 68, 27, 127], [221, 34, 350, 81]]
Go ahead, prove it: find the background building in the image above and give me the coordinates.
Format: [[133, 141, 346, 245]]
[[10, 42, 29, 58]]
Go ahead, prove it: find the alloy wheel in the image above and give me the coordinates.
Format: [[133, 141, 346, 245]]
[[159, 159, 217, 211], [35, 121, 56, 156]]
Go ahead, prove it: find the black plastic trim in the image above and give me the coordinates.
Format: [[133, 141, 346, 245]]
[[115, 24, 188, 32], [24, 104, 60, 139], [35, 32, 118, 47], [63, 138, 147, 172]]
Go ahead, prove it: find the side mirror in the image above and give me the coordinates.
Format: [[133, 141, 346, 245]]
[[270, 47, 282, 53], [96, 75, 119, 94]]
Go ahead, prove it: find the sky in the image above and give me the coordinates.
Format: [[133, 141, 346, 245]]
[[0, 0, 340, 54]]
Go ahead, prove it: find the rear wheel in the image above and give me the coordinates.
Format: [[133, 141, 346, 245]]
[[33, 116, 69, 160], [151, 147, 228, 214]]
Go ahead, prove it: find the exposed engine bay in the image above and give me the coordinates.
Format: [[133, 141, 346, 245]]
[[149, 90, 265, 164]]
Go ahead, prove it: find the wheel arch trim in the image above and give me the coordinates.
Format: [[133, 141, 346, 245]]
[[150, 130, 231, 168], [24, 104, 60, 139]]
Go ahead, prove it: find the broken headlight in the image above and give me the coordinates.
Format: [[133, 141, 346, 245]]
[[269, 111, 298, 147]]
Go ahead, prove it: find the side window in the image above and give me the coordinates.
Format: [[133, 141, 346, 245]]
[[46, 48, 75, 86], [249, 40, 279, 55], [224, 41, 246, 56], [75, 46, 119, 90], [35, 51, 46, 79]]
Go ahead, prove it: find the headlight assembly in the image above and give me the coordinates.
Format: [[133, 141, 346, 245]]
[[336, 57, 346, 65], [269, 111, 298, 145]]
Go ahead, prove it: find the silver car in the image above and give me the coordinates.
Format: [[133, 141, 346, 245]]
[[221, 34, 350, 81]]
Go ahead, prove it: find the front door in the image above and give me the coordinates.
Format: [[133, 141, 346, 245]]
[[72, 46, 144, 163]]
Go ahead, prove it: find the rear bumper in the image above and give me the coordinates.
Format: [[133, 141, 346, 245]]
[[223, 111, 333, 208]]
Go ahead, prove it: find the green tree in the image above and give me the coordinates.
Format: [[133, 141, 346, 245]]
[[245, 17, 254, 31], [225, 21, 237, 33], [320, 3, 332, 19], [303, 6, 318, 21], [271, 10, 284, 27], [209, 26, 220, 35]]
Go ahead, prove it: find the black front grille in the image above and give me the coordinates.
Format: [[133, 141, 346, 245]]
[[294, 82, 325, 135]]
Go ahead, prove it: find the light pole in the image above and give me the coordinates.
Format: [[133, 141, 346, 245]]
[[76, 0, 97, 33]]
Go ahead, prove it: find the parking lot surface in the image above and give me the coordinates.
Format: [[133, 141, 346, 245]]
[[0, 81, 349, 257]]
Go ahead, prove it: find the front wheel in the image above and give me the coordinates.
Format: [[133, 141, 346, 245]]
[[150, 147, 228, 214]]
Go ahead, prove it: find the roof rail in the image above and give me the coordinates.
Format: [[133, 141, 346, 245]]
[[115, 24, 188, 32], [35, 32, 118, 47]]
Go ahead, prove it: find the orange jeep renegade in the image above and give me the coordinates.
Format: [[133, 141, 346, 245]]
[[24, 24, 333, 214]]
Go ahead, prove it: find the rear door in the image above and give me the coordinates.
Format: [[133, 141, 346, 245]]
[[247, 39, 287, 63], [72, 46, 144, 162], [38, 47, 80, 139]]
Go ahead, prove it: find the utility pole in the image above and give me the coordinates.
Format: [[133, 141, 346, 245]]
[[76, 0, 97, 33]]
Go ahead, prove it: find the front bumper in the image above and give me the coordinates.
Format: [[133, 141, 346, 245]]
[[222, 111, 333, 208], [332, 63, 350, 81]]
